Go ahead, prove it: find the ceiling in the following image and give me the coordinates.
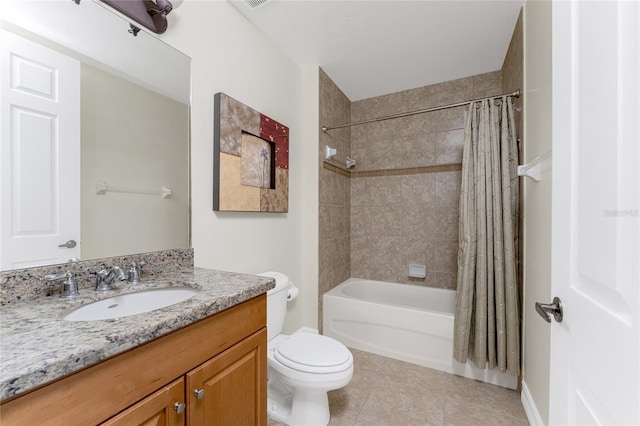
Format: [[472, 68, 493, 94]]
[[229, 0, 524, 101]]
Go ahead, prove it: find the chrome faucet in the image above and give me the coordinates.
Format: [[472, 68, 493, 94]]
[[94, 265, 127, 291]]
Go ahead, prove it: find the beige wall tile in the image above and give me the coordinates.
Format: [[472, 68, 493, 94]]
[[323, 66, 518, 291], [435, 129, 465, 165], [369, 176, 402, 206], [347, 71, 503, 289], [434, 271, 457, 290], [318, 69, 352, 328], [350, 178, 371, 207], [435, 172, 462, 209], [473, 70, 503, 98], [369, 205, 402, 237], [432, 238, 458, 273], [402, 132, 436, 168]]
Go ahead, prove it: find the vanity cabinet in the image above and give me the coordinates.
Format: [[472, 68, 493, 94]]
[[0, 295, 267, 426], [102, 329, 266, 426]]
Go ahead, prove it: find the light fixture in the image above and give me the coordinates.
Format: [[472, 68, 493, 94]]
[[99, 0, 177, 34], [244, 0, 270, 9]]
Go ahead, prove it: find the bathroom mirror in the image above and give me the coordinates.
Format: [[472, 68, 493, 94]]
[[0, 0, 190, 271]]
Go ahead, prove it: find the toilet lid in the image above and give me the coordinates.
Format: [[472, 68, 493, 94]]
[[275, 332, 352, 374]]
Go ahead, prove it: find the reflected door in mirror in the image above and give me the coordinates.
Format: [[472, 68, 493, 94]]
[[1, 30, 81, 270]]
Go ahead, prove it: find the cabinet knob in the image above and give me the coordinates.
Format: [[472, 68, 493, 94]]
[[174, 402, 186, 414], [193, 388, 205, 399]]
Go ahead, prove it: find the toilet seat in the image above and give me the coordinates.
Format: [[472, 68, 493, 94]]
[[275, 331, 352, 374]]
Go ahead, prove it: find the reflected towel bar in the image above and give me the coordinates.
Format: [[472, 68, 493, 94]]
[[95, 181, 172, 198]]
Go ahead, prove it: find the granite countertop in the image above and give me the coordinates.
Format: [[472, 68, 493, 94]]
[[0, 267, 275, 401]]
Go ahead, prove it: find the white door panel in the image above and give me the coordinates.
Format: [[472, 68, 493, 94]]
[[1, 30, 81, 269], [550, 1, 639, 425]]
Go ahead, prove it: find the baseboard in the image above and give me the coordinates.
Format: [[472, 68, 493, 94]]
[[521, 380, 545, 426]]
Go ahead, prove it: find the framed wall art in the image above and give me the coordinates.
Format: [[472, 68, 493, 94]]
[[213, 93, 289, 212]]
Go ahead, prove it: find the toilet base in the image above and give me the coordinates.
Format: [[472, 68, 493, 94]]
[[267, 386, 330, 426]]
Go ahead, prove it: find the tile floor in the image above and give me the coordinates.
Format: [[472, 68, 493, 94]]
[[269, 348, 529, 426]]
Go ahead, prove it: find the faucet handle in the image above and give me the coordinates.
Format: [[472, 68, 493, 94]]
[[128, 261, 145, 284], [42, 271, 70, 282], [41, 271, 79, 298]]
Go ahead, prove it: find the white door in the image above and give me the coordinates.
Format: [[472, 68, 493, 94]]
[[0, 30, 81, 270], [549, 1, 639, 425]]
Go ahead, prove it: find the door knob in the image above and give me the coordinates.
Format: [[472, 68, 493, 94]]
[[535, 297, 563, 323], [174, 402, 186, 414], [58, 240, 77, 248], [193, 388, 205, 399]]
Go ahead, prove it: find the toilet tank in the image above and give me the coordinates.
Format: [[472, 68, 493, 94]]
[[257, 272, 290, 341]]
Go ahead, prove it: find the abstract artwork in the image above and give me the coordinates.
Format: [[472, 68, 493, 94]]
[[213, 93, 289, 212]]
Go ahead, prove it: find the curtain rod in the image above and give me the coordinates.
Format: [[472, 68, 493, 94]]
[[321, 89, 520, 133]]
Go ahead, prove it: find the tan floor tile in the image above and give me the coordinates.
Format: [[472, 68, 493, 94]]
[[444, 400, 529, 426], [354, 386, 444, 426], [268, 349, 528, 426], [328, 413, 360, 425], [447, 375, 525, 420], [328, 382, 369, 418]]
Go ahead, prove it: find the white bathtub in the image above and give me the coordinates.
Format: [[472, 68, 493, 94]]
[[323, 278, 517, 389]]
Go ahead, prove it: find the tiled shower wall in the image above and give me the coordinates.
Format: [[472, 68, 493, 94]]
[[350, 71, 503, 289], [317, 69, 506, 329], [318, 69, 351, 327], [318, 15, 523, 324]]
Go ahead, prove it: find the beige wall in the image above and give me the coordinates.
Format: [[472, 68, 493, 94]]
[[318, 69, 351, 328], [349, 72, 502, 288], [81, 64, 189, 259], [160, 2, 319, 333], [522, 0, 552, 423]]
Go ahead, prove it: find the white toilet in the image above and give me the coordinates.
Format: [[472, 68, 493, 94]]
[[258, 272, 353, 426]]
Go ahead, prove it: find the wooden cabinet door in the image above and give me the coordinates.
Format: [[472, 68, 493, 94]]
[[186, 328, 267, 426], [101, 378, 186, 426]]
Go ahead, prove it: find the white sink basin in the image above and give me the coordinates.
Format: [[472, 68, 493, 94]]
[[64, 287, 200, 321]]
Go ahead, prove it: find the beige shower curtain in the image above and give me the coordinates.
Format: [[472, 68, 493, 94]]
[[453, 96, 520, 376]]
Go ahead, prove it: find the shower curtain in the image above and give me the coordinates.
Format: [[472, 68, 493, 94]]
[[453, 96, 520, 376]]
